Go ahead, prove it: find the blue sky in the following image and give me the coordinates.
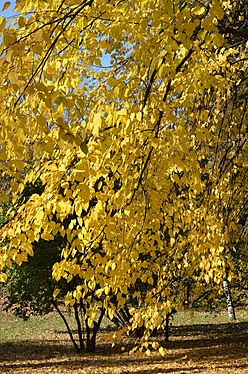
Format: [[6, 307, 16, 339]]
[[1, 1, 16, 18]]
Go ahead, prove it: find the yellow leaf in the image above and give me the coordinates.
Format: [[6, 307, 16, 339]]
[[12, 237, 19, 246], [192, 5, 205, 16], [25, 243, 34, 256], [18, 233, 26, 242], [212, 0, 224, 20], [8, 71, 19, 84], [41, 232, 54, 240], [92, 114, 102, 136], [1, 1, 11, 12], [43, 141, 54, 154], [118, 109, 127, 116], [80, 141, 88, 154], [13, 253, 27, 266], [33, 29, 43, 42], [18, 16, 26, 28], [0, 273, 7, 282], [145, 349, 151, 356], [159, 347, 165, 356], [12, 159, 24, 170], [205, 273, 210, 283], [152, 342, 159, 349], [107, 77, 117, 87], [0, 17, 6, 32], [147, 277, 154, 285], [53, 288, 60, 299], [37, 115, 47, 127]]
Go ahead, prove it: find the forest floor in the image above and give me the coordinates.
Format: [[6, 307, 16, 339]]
[[0, 308, 247, 373]]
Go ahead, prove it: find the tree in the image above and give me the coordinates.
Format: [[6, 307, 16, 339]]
[[0, 179, 106, 353], [0, 0, 247, 352]]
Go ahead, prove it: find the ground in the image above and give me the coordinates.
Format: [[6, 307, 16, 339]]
[[0, 308, 247, 373]]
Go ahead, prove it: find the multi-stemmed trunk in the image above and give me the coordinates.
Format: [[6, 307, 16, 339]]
[[53, 300, 105, 353]]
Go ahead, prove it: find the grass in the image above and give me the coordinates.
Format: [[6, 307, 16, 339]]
[[173, 307, 248, 325], [0, 306, 247, 373], [0, 307, 78, 343]]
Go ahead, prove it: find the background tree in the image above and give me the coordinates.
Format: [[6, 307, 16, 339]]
[[0, 178, 108, 353]]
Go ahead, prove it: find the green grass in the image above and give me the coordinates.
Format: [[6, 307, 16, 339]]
[[0, 310, 65, 343], [0, 306, 115, 343], [172, 307, 248, 326], [1, 306, 247, 344]]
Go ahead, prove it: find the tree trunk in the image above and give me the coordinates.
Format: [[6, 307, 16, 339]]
[[81, 301, 105, 353], [52, 301, 80, 352], [73, 303, 84, 351], [86, 308, 105, 353], [223, 280, 236, 320], [165, 313, 170, 342]]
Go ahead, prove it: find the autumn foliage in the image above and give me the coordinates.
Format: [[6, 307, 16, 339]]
[[0, 0, 247, 351]]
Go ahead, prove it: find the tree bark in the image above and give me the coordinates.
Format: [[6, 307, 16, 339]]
[[223, 280, 236, 320], [165, 313, 170, 342], [87, 308, 105, 353], [52, 301, 80, 352], [73, 303, 84, 351]]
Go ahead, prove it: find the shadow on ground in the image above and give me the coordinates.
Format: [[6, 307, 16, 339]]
[[0, 321, 247, 373]]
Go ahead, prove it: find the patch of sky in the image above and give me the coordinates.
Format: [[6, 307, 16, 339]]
[[1, 0, 17, 20]]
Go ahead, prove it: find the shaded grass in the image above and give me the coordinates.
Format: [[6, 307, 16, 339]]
[[0, 307, 247, 373]]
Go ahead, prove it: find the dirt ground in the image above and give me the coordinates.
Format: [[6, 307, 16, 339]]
[[0, 319, 247, 373]]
